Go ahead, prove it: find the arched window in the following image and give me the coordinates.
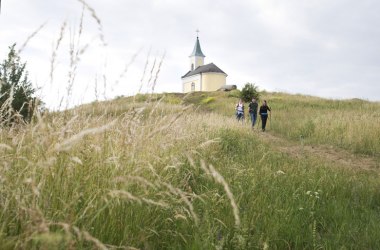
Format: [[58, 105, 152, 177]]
[[191, 82, 195, 92]]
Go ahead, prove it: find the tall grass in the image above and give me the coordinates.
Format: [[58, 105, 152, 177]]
[[267, 93, 380, 157], [1, 1, 380, 248], [192, 91, 380, 158], [1, 95, 380, 249], [0, 100, 240, 249]]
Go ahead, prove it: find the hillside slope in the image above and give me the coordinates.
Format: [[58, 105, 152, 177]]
[[0, 91, 379, 249], [181, 90, 380, 160]]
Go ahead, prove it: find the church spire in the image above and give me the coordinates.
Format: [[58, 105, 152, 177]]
[[189, 30, 205, 71], [190, 32, 205, 58]]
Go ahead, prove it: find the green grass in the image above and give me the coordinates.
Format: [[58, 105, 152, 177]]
[[214, 129, 380, 249], [267, 92, 380, 157], [0, 91, 380, 249], [185, 91, 380, 158]]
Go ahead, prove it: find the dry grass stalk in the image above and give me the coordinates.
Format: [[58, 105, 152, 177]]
[[0, 86, 15, 125], [198, 158, 241, 228], [208, 164, 241, 228], [109, 190, 169, 208], [161, 182, 199, 225], [50, 21, 67, 85], [114, 49, 141, 88], [198, 138, 221, 149], [54, 119, 117, 151], [46, 222, 121, 249], [137, 48, 152, 94], [76, 0, 106, 46], [0, 143, 13, 151], [146, 57, 156, 93], [151, 52, 165, 93], [83, 231, 108, 250], [18, 22, 47, 54], [114, 176, 158, 190]]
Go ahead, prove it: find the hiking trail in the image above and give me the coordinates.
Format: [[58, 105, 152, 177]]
[[256, 129, 379, 172]]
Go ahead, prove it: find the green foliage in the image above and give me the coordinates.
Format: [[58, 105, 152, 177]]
[[0, 44, 37, 123], [299, 119, 316, 138], [182, 91, 205, 105], [227, 89, 241, 98], [134, 93, 147, 102], [201, 96, 215, 104], [163, 94, 182, 104], [240, 82, 260, 102]]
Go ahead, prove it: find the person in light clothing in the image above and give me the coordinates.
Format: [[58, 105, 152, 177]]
[[235, 99, 245, 123]]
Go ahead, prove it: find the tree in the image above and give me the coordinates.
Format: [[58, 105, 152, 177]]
[[240, 82, 260, 102], [0, 44, 38, 124]]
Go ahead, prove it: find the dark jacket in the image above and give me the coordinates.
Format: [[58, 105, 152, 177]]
[[249, 102, 258, 113], [259, 105, 271, 116]]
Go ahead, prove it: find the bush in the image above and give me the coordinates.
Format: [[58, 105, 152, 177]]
[[240, 83, 260, 102], [134, 94, 147, 102], [164, 94, 182, 105], [227, 89, 241, 98], [201, 97, 215, 104], [0, 44, 38, 124]]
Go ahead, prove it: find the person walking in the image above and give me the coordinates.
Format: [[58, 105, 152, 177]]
[[259, 100, 271, 131], [235, 99, 245, 123], [248, 98, 258, 128]]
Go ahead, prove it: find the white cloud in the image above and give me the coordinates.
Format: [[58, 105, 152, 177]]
[[1, 0, 379, 109]]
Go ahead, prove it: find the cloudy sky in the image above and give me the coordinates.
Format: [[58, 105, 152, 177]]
[[1, 0, 380, 109]]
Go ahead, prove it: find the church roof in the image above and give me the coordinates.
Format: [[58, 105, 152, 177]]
[[181, 63, 227, 78], [190, 37, 206, 57]]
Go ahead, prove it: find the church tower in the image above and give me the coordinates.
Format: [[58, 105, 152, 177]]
[[189, 35, 205, 71], [181, 32, 227, 93]]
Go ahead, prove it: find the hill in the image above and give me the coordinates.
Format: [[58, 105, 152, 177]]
[[0, 91, 379, 249]]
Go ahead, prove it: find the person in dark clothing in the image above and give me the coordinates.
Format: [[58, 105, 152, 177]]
[[259, 100, 271, 131], [248, 98, 258, 128]]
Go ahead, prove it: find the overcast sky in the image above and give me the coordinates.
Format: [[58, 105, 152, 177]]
[[1, 0, 380, 109]]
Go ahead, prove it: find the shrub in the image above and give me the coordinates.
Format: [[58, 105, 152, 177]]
[[134, 94, 147, 102], [201, 97, 215, 104], [0, 44, 38, 124], [240, 83, 260, 102], [227, 89, 241, 98], [164, 94, 182, 104]]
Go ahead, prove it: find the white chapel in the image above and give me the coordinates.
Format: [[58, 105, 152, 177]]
[[181, 35, 227, 93]]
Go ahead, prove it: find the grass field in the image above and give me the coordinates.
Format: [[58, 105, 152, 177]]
[[1, 91, 379, 249], [199, 91, 380, 158]]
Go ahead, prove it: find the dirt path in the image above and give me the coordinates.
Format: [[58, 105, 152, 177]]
[[256, 130, 379, 172]]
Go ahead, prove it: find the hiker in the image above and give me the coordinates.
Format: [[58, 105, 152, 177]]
[[259, 100, 271, 131], [235, 99, 245, 123], [248, 98, 258, 128]]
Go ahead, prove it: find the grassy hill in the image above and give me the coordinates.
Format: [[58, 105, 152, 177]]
[[0, 91, 379, 249]]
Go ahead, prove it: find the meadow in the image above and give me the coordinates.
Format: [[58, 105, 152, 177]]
[[0, 91, 379, 249], [1, 0, 380, 247], [202, 91, 380, 158]]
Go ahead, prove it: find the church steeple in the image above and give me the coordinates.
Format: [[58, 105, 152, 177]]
[[190, 37, 206, 58], [189, 31, 205, 71]]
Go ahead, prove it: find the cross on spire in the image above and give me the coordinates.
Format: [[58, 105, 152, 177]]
[[190, 30, 205, 58]]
